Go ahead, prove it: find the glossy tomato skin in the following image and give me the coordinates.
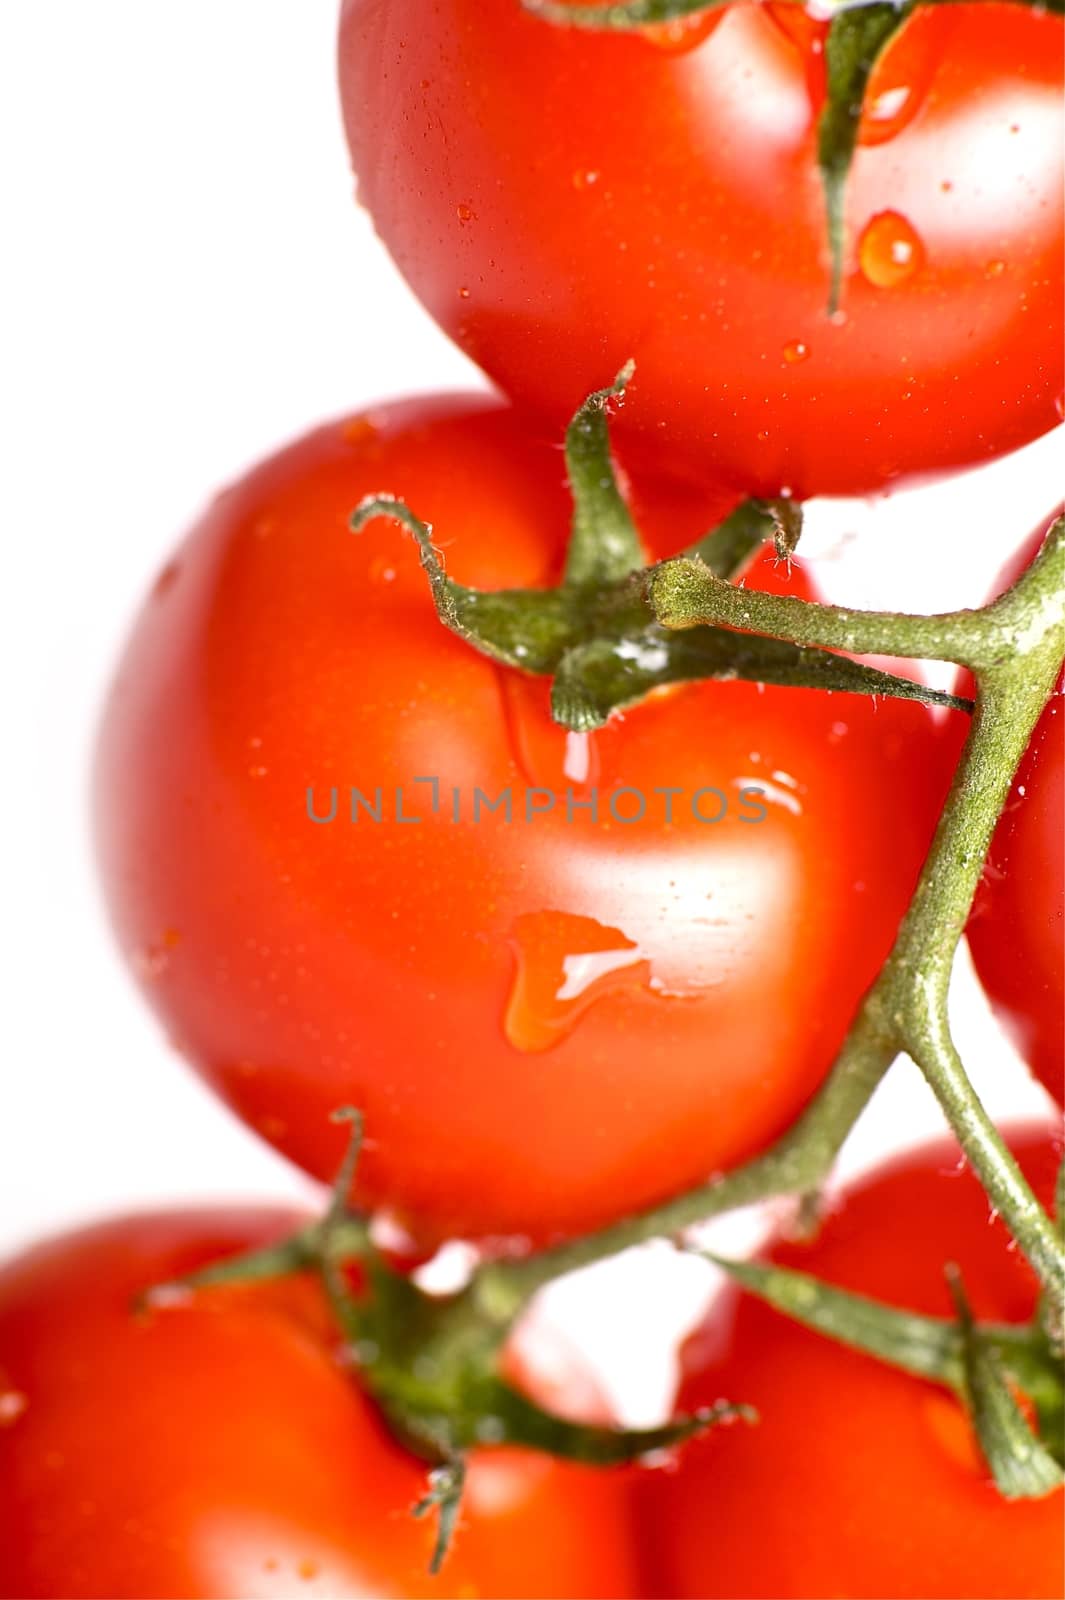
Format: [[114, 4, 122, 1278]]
[[638, 1128, 1065, 1600], [967, 523, 1064, 1104], [95, 397, 955, 1250], [969, 689, 1063, 1103], [0, 1209, 637, 1600], [339, 1, 1063, 499]]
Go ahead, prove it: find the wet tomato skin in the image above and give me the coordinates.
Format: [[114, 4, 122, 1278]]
[[638, 1128, 1064, 1600], [339, 1, 1063, 499], [0, 1209, 638, 1600], [95, 397, 955, 1250]]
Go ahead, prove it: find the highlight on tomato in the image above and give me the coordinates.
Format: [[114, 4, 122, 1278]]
[[0, 1208, 638, 1600], [339, 0, 1063, 499], [636, 1126, 1064, 1600], [94, 395, 958, 1251]]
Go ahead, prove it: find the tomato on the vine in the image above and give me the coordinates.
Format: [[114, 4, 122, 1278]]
[[96, 397, 955, 1250], [0, 1209, 637, 1599], [637, 1127, 1064, 1600], [339, 0, 1063, 498], [967, 521, 1064, 1104]]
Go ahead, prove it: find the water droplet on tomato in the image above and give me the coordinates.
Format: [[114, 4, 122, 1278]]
[[504, 911, 651, 1053], [858, 212, 925, 288], [765, 3, 828, 109], [1055, 392, 1065, 422], [499, 671, 608, 793], [369, 555, 398, 585], [563, 731, 598, 786], [457, 286, 471, 300], [152, 561, 181, 600], [641, 11, 723, 53], [571, 168, 600, 191], [133, 928, 181, 981], [456, 202, 476, 223], [984, 258, 1006, 278], [143, 1282, 194, 1311], [859, 83, 924, 147], [782, 340, 809, 365], [342, 415, 379, 448], [0, 1391, 27, 1427], [858, 10, 956, 147]]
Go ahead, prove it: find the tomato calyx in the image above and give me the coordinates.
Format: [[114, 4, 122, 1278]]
[[353, 368, 968, 729], [146, 1108, 747, 1574], [705, 1247, 1065, 1499]]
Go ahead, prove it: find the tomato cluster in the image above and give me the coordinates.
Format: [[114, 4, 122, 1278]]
[[4, 2, 1063, 1597]]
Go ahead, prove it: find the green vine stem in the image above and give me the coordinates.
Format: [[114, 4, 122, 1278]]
[[470, 517, 1065, 1323]]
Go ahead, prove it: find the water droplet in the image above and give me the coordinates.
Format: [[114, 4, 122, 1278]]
[[456, 202, 476, 223], [572, 169, 600, 191], [342, 415, 379, 448], [152, 561, 181, 600], [563, 731, 597, 786], [763, 4, 828, 110], [641, 11, 723, 53], [143, 1282, 194, 1311], [504, 912, 651, 1053], [733, 775, 802, 817], [984, 258, 1006, 278], [1055, 392, 1065, 422], [499, 672, 608, 793], [457, 286, 471, 300], [369, 555, 398, 585], [133, 928, 181, 981], [0, 1391, 27, 1427], [782, 340, 809, 365], [857, 11, 956, 147], [858, 211, 925, 288], [859, 83, 923, 147], [757, 430, 771, 443]]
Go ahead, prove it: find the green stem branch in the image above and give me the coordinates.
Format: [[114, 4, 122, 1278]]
[[473, 518, 1065, 1325]]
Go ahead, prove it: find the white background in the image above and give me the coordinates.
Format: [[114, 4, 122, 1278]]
[[1, 2, 1060, 1418]]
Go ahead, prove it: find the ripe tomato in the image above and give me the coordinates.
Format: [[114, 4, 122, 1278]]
[[0, 1208, 637, 1599], [967, 523, 1064, 1104], [338, 0, 1063, 499], [95, 397, 954, 1249], [637, 1127, 1064, 1600], [969, 686, 1063, 1103]]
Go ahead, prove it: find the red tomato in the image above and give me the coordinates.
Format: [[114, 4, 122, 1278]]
[[0, 1209, 637, 1599], [338, 1, 1063, 499], [638, 1127, 1064, 1600], [95, 397, 954, 1249], [967, 522, 1064, 1104]]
